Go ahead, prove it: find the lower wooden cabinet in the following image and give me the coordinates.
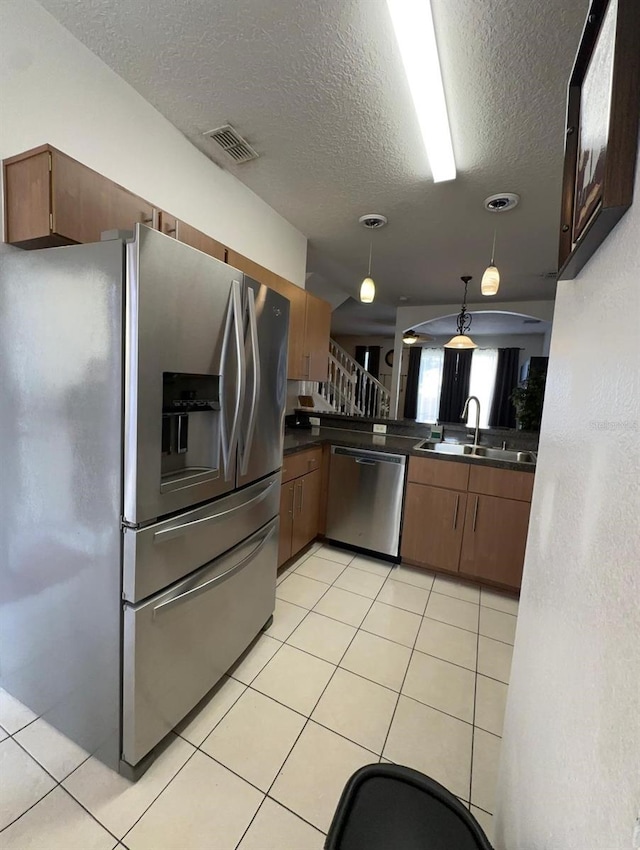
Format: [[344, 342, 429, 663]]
[[291, 470, 321, 556], [278, 448, 322, 566], [401, 456, 533, 590], [278, 481, 296, 567], [401, 483, 466, 573], [459, 494, 530, 588]]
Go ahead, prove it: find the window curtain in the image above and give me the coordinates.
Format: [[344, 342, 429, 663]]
[[489, 348, 520, 427], [367, 346, 380, 380], [354, 345, 380, 379], [416, 348, 445, 423], [437, 348, 473, 423], [466, 349, 499, 428], [403, 346, 422, 419]]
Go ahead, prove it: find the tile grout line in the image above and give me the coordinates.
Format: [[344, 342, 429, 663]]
[[1, 738, 120, 846], [120, 744, 202, 845], [469, 601, 482, 810], [240, 558, 391, 840], [378, 576, 435, 763], [232, 544, 375, 848], [0, 783, 59, 835]]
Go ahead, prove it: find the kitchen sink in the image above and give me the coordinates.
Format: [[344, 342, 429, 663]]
[[414, 440, 536, 465]]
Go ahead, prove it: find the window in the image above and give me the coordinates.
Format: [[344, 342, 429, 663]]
[[415, 347, 499, 426], [416, 348, 444, 423], [466, 348, 498, 428]]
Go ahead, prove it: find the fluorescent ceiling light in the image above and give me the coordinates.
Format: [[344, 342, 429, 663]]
[[387, 0, 456, 182]]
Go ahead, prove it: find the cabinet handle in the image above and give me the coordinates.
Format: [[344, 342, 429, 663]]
[[298, 479, 305, 513], [288, 484, 295, 516], [472, 496, 479, 532], [452, 494, 460, 530], [142, 209, 158, 227], [165, 220, 179, 238], [304, 353, 311, 378]]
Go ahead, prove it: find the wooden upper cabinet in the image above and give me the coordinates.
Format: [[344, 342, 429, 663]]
[[459, 494, 531, 588], [3, 145, 155, 248], [276, 279, 307, 379], [158, 212, 227, 262], [305, 293, 331, 382], [401, 483, 467, 573], [226, 248, 331, 381], [3, 149, 52, 246]]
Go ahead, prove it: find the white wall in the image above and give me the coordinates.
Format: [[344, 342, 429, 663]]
[[495, 156, 640, 848], [0, 0, 307, 285]]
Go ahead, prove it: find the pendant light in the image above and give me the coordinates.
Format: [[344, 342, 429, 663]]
[[481, 229, 500, 296], [358, 214, 387, 303], [444, 276, 477, 349], [403, 330, 419, 345]]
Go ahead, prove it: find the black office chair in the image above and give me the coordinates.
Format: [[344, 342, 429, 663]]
[[325, 764, 493, 850]]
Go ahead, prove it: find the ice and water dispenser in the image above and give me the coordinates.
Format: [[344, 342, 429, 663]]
[[161, 372, 222, 490]]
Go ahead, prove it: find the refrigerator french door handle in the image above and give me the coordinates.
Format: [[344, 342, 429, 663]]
[[152, 522, 276, 618], [225, 280, 246, 482], [240, 286, 261, 477], [219, 290, 235, 480], [152, 478, 278, 543]]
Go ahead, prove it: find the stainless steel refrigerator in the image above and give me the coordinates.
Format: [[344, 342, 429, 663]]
[[0, 225, 289, 776]]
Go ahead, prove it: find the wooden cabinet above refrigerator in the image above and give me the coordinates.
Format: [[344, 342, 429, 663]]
[[3, 144, 330, 383]]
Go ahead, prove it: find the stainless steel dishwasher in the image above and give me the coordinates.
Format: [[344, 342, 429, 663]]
[[326, 446, 406, 559]]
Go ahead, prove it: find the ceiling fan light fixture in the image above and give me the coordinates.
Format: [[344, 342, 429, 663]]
[[386, 0, 456, 183], [403, 330, 419, 344], [360, 277, 376, 303]]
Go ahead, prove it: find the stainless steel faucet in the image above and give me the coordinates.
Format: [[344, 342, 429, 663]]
[[462, 395, 481, 447]]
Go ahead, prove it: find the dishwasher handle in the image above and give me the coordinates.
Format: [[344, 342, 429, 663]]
[[331, 446, 405, 465]]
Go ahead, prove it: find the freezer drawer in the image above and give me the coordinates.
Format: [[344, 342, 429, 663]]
[[326, 446, 406, 558], [122, 517, 277, 768], [123, 474, 280, 602]]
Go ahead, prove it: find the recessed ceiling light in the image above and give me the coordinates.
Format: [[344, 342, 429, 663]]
[[483, 193, 520, 212], [386, 0, 456, 183], [399, 296, 409, 302]]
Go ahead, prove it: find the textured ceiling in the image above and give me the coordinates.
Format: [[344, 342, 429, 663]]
[[415, 312, 551, 337], [39, 0, 587, 305]]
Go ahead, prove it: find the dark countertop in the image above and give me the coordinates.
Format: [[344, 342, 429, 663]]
[[283, 427, 536, 473]]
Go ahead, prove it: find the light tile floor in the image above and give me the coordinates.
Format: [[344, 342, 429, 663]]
[[0, 543, 517, 849]]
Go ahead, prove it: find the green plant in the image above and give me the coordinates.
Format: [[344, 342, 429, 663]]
[[510, 371, 547, 431]]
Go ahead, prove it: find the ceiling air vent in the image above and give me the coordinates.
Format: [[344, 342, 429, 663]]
[[204, 124, 259, 164]]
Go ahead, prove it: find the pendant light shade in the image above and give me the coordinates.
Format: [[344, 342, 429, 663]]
[[444, 275, 477, 349], [481, 230, 500, 296], [481, 265, 500, 296], [444, 334, 477, 349], [358, 214, 387, 303], [360, 277, 376, 303], [403, 330, 418, 345]]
